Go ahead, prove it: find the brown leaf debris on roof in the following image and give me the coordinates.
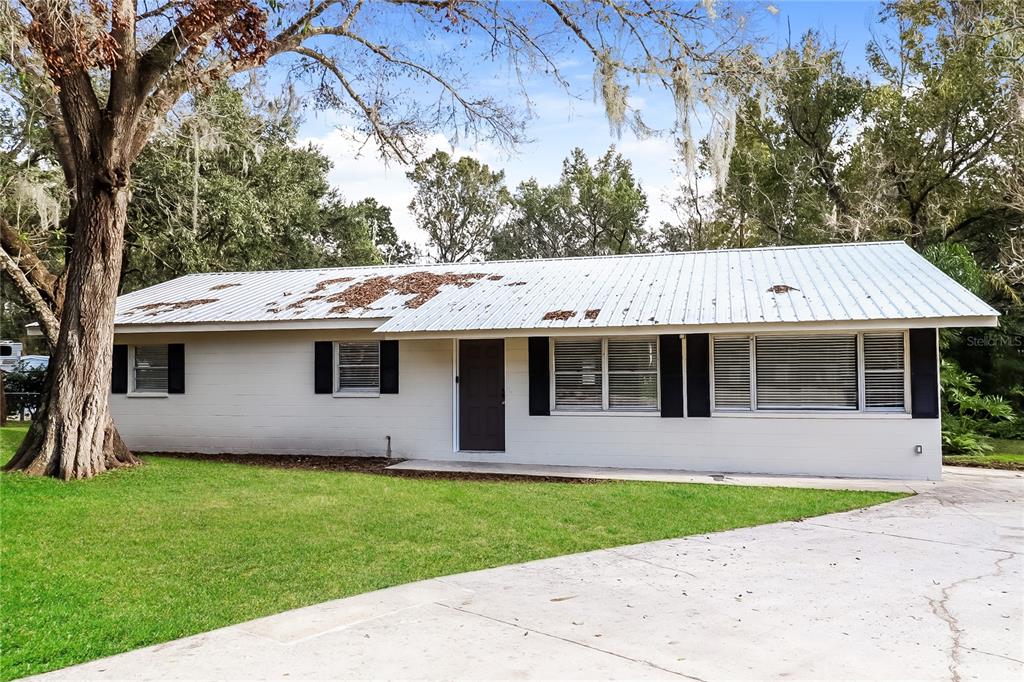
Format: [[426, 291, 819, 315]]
[[311, 276, 355, 294], [327, 272, 488, 314], [506, 281, 527, 286], [584, 308, 600, 320], [767, 284, 799, 294], [286, 294, 324, 310], [132, 299, 219, 317], [209, 282, 241, 291], [542, 309, 576, 321], [486, 274, 504, 281]]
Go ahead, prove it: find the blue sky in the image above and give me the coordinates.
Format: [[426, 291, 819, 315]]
[[295, 1, 886, 247]]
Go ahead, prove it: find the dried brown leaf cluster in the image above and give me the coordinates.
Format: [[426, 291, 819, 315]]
[[310, 276, 355, 293], [177, 0, 269, 65], [26, 3, 120, 78], [131, 298, 219, 316], [326, 272, 488, 314]]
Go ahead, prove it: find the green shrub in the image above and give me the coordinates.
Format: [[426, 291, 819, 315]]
[[2, 366, 46, 417], [940, 359, 1016, 455]]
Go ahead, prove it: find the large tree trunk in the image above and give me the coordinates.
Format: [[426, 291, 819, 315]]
[[4, 180, 141, 479]]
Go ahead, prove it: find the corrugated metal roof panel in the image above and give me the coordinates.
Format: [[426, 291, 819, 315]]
[[113, 242, 998, 332]]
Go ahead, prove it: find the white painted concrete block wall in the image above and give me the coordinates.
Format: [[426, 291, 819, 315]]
[[111, 331, 455, 458], [503, 340, 941, 479], [111, 332, 942, 479]]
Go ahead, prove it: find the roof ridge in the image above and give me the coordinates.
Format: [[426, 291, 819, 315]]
[[181, 241, 909, 278]]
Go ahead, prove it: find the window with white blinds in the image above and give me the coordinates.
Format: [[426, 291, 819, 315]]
[[608, 337, 658, 411], [552, 337, 659, 412], [756, 335, 858, 410], [863, 334, 906, 410], [337, 341, 380, 392], [553, 339, 603, 410], [710, 331, 909, 413], [713, 337, 752, 410], [133, 345, 168, 393]]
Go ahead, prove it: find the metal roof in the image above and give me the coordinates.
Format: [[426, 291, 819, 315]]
[[113, 242, 999, 333]]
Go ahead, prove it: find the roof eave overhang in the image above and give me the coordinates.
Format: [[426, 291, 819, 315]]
[[69, 313, 996, 338], [371, 315, 1000, 340]]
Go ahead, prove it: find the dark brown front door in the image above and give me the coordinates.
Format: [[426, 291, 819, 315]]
[[459, 339, 505, 451]]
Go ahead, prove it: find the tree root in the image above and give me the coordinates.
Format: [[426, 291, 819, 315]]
[[3, 412, 140, 479]]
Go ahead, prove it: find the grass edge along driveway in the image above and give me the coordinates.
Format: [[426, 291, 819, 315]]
[[1, 423, 905, 680], [943, 438, 1024, 470]]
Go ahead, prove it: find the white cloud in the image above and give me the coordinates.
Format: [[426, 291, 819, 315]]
[[298, 129, 503, 247]]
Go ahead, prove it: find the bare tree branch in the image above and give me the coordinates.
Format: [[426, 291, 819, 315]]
[[291, 46, 414, 162], [0, 243, 59, 346], [0, 215, 60, 311]]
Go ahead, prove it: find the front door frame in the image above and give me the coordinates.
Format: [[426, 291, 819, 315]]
[[453, 338, 506, 452]]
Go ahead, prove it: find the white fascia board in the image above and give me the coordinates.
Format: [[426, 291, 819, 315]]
[[371, 315, 999, 340], [113, 317, 387, 334]]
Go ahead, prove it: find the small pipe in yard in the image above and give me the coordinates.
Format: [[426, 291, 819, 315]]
[[386, 435, 392, 459]]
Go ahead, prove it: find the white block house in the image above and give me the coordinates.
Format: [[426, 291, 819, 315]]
[[107, 242, 998, 480]]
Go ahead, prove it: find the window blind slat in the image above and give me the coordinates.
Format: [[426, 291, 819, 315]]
[[608, 337, 657, 411], [713, 337, 751, 409], [864, 334, 905, 409], [755, 335, 857, 409], [608, 373, 658, 410], [607, 338, 657, 372], [553, 338, 658, 411], [554, 339, 602, 410], [338, 341, 380, 392], [134, 345, 168, 393]]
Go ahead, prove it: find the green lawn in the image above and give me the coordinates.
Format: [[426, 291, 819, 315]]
[[944, 438, 1024, 470], [1, 423, 903, 680]]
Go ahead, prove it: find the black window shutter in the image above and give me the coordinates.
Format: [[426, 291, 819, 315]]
[[111, 345, 128, 394], [314, 341, 333, 394], [659, 335, 684, 417], [909, 328, 939, 418], [379, 340, 399, 394], [685, 334, 711, 417], [528, 337, 550, 416], [167, 343, 185, 394]]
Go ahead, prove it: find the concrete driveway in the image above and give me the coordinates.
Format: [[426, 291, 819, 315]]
[[33, 467, 1023, 681]]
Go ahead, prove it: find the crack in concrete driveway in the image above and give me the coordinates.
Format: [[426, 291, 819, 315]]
[[436, 602, 708, 681], [29, 467, 1024, 681], [927, 552, 1015, 682]]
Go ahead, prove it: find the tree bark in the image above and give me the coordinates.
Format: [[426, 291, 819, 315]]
[[4, 180, 141, 479]]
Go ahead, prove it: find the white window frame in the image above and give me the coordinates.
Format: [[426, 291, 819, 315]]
[[710, 330, 910, 415], [128, 345, 168, 397], [334, 340, 381, 397], [550, 336, 661, 415]]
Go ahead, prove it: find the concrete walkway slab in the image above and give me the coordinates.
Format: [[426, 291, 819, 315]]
[[29, 467, 1024, 681], [387, 458, 934, 492]]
